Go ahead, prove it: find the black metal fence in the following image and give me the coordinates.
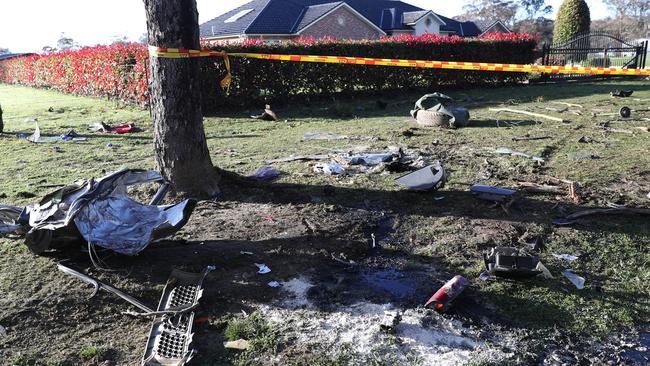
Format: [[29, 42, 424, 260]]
[[539, 31, 648, 80]]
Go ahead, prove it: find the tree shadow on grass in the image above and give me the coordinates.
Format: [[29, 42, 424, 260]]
[[214, 169, 650, 237]]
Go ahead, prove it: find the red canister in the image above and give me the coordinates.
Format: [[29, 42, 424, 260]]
[[424, 275, 469, 311]]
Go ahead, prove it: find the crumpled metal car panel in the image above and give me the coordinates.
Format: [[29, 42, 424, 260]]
[[0, 205, 23, 233], [74, 197, 195, 255], [1, 169, 196, 255]]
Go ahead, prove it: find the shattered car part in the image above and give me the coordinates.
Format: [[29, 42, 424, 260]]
[[562, 269, 585, 290], [611, 89, 633, 98], [379, 311, 402, 334], [57, 262, 213, 366], [143, 267, 214, 366], [0, 169, 196, 255], [58, 262, 155, 314], [470, 185, 517, 203], [394, 163, 446, 191], [248, 165, 280, 181], [483, 247, 542, 278], [410, 93, 470, 128], [424, 275, 468, 311], [26, 123, 86, 143], [494, 147, 545, 163], [314, 162, 345, 175], [0, 205, 23, 233], [619, 106, 631, 118]]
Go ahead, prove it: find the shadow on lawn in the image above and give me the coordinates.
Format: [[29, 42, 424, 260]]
[[216, 169, 649, 236]]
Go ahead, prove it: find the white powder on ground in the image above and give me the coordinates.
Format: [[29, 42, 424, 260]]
[[256, 277, 512, 365]]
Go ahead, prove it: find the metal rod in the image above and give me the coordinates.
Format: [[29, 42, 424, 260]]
[[57, 263, 154, 313]]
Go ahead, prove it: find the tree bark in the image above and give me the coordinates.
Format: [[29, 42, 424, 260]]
[[0, 104, 4, 134], [143, 0, 219, 198]]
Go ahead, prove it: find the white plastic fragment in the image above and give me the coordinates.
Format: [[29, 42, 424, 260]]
[[562, 269, 585, 289], [223, 339, 251, 350], [267, 281, 280, 288], [552, 253, 579, 261], [314, 162, 345, 175], [479, 272, 490, 281], [536, 262, 554, 279], [240, 251, 254, 256], [255, 263, 271, 274]]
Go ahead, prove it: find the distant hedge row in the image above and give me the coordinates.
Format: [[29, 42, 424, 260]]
[[0, 44, 149, 105], [0, 33, 538, 109]]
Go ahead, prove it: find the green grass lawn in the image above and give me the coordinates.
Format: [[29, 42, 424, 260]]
[[1, 80, 649, 364]]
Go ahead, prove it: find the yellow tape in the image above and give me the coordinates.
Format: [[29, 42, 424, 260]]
[[148, 45, 650, 77]]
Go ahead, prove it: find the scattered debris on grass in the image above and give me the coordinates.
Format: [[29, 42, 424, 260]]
[[88, 121, 138, 134], [0, 169, 195, 256], [495, 147, 545, 163], [424, 275, 468, 311], [484, 247, 542, 278], [394, 163, 446, 191], [410, 93, 471, 128], [248, 165, 280, 181], [489, 107, 566, 123], [470, 184, 517, 203], [552, 253, 579, 261], [611, 89, 633, 98], [251, 104, 278, 121], [314, 162, 345, 175], [223, 339, 251, 350], [512, 135, 551, 141], [562, 269, 586, 290], [255, 263, 271, 274], [267, 154, 329, 164], [565, 203, 650, 220]]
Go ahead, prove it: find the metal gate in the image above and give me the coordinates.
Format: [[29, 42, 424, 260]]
[[539, 31, 648, 79]]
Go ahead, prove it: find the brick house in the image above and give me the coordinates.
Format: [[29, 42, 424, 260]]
[[200, 0, 510, 44]]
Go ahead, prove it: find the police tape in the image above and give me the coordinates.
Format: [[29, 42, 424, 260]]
[[148, 46, 650, 81]]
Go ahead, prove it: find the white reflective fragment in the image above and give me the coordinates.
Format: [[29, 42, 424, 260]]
[[255, 263, 271, 274]]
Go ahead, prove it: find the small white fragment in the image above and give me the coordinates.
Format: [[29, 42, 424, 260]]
[[267, 281, 280, 288], [223, 339, 251, 350], [562, 269, 585, 289], [552, 253, 579, 261], [240, 251, 254, 256], [255, 263, 271, 274], [536, 262, 554, 279], [478, 272, 490, 281]]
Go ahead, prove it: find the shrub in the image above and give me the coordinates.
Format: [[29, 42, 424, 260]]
[[553, 0, 591, 44], [0, 44, 149, 105], [0, 34, 538, 110], [201, 33, 538, 111]]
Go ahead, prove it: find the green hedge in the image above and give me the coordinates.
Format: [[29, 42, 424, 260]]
[[200, 33, 539, 110]]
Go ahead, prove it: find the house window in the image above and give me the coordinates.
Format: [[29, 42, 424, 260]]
[[224, 9, 254, 23], [425, 18, 432, 27]]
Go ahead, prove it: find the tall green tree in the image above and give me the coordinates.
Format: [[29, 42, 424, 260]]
[[521, 0, 553, 20], [459, 0, 520, 28], [553, 0, 591, 43]]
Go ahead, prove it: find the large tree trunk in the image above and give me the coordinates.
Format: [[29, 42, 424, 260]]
[[143, 0, 219, 198]]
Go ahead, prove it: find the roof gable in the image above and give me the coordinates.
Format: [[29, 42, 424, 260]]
[[200, 0, 480, 38]]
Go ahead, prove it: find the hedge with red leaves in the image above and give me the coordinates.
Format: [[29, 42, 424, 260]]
[[0, 44, 149, 105], [0, 34, 538, 109]]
